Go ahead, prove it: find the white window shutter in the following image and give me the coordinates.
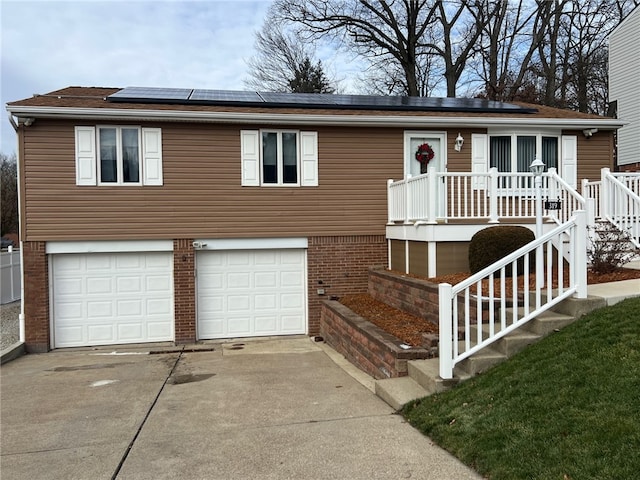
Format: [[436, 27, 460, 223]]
[[142, 128, 163, 186], [75, 126, 96, 185], [241, 130, 260, 186], [471, 133, 488, 190], [561, 135, 578, 188], [300, 131, 318, 187]]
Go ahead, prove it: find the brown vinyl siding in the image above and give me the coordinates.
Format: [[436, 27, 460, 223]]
[[436, 242, 470, 275], [20, 120, 615, 242], [408, 241, 428, 277], [21, 120, 406, 241], [389, 240, 405, 272], [569, 130, 615, 181]]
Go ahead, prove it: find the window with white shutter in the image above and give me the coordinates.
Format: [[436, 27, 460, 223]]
[[74, 126, 163, 186], [241, 129, 318, 187]]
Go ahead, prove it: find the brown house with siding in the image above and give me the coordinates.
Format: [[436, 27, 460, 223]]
[[6, 86, 623, 352]]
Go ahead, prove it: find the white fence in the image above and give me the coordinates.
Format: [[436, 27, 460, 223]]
[[1, 249, 21, 304]]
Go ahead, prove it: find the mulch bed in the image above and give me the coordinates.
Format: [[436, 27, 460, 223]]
[[339, 267, 640, 348]]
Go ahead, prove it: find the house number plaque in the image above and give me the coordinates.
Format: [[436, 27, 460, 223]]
[[544, 199, 562, 210]]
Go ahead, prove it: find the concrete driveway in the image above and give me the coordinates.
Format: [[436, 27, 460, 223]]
[[1, 338, 481, 480]]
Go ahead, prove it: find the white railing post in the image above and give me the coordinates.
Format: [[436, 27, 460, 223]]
[[427, 167, 438, 224], [404, 174, 412, 224], [489, 167, 499, 223], [586, 198, 596, 227], [438, 283, 454, 379], [547, 168, 559, 223], [574, 210, 588, 298], [601, 168, 610, 219], [387, 179, 394, 223]]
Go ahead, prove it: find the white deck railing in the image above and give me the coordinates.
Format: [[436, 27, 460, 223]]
[[438, 211, 588, 380], [388, 167, 585, 225]]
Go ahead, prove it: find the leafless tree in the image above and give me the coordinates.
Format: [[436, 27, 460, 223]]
[[266, 0, 638, 109], [471, 1, 564, 102], [270, 0, 445, 96], [1, 153, 18, 236], [244, 21, 336, 93]]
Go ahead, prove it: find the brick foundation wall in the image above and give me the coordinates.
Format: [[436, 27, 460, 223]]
[[307, 235, 387, 336], [173, 239, 196, 344], [320, 300, 431, 379], [23, 241, 50, 352], [617, 163, 640, 172]]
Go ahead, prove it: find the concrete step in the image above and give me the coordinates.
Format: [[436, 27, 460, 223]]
[[466, 323, 539, 357], [406, 358, 461, 393], [520, 309, 576, 335], [374, 376, 430, 411], [454, 346, 506, 377], [528, 293, 606, 318]]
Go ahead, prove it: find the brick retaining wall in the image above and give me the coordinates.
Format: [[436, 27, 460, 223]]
[[368, 267, 440, 325], [320, 300, 432, 379]]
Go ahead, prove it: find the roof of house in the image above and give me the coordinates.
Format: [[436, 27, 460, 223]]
[[6, 86, 625, 130]]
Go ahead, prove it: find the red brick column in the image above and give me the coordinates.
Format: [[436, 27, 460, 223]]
[[307, 235, 387, 336], [23, 241, 50, 352], [173, 239, 196, 344]]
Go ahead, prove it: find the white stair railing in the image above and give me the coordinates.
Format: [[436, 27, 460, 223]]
[[438, 211, 588, 380], [545, 168, 586, 225], [601, 169, 640, 248]]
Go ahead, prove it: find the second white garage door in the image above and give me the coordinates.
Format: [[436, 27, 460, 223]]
[[197, 249, 307, 339]]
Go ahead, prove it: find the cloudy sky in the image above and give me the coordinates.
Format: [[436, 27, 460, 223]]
[[0, 0, 359, 155]]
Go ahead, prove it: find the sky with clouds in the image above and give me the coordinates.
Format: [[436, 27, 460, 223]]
[[0, 0, 360, 155]]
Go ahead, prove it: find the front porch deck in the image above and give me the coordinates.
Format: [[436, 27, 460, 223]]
[[387, 167, 582, 241]]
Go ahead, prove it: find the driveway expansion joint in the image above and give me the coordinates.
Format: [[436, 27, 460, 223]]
[[110, 346, 184, 480]]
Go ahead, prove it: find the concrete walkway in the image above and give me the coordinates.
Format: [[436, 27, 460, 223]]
[[588, 278, 640, 305], [0, 338, 482, 480]]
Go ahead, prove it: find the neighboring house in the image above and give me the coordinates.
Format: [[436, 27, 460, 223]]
[[6, 86, 623, 352], [609, 5, 640, 171]]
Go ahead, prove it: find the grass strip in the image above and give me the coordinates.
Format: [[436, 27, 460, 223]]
[[402, 297, 640, 480]]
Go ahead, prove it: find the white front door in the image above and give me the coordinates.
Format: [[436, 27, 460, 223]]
[[404, 131, 447, 217]]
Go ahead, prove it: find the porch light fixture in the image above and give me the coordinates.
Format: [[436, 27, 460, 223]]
[[530, 155, 545, 288], [454, 133, 464, 152], [529, 157, 545, 177]]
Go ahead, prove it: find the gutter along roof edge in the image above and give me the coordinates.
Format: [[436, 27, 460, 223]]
[[6, 105, 627, 129]]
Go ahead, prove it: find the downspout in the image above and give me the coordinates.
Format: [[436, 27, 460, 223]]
[[8, 113, 25, 343]]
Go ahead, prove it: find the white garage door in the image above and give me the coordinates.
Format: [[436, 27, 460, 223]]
[[52, 252, 174, 348], [197, 249, 306, 339]]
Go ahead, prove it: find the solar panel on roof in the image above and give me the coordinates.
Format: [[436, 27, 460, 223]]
[[109, 87, 192, 101], [107, 86, 537, 114], [258, 92, 336, 105], [190, 89, 262, 102]]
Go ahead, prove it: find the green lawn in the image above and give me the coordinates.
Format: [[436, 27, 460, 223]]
[[402, 297, 640, 480]]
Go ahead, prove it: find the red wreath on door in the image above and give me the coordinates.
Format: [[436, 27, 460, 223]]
[[415, 143, 435, 164], [415, 143, 435, 173]]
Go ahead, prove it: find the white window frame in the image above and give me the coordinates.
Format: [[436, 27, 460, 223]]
[[487, 129, 561, 197], [75, 126, 163, 186], [260, 129, 300, 187], [97, 126, 143, 186], [488, 129, 560, 174]]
